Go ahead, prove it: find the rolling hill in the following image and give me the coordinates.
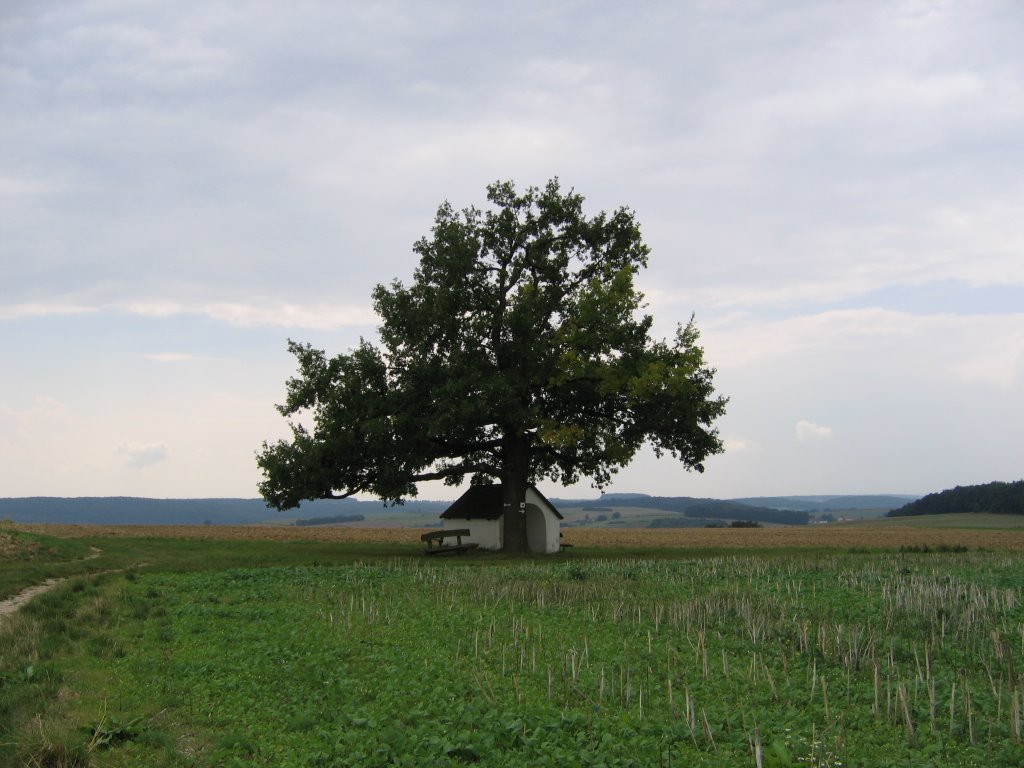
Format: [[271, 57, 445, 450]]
[[0, 492, 916, 526]]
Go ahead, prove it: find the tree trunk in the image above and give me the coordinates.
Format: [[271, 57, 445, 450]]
[[500, 433, 529, 553]]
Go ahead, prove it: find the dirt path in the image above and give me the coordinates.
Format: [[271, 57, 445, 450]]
[[0, 547, 104, 620], [0, 578, 65, 618]]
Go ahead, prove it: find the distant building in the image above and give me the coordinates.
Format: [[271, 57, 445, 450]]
[[440, 484, 563, 554]]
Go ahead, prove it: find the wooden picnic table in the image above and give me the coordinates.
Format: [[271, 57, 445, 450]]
[[421, 528, 479, 555]]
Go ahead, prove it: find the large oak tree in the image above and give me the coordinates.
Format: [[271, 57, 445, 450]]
[[257, 180, 727, 552]]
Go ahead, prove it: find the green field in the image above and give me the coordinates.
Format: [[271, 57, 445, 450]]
[[3, 526, 1024, 767], [558, 505, 683, 528]]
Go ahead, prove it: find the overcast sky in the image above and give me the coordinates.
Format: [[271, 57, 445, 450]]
[[2, 0, 1022, 503]]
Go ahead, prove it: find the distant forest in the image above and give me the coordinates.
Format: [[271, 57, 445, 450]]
[[888, 480, 1024, 517], [584, 496, 811, 525], [293, 514, 366, 526]]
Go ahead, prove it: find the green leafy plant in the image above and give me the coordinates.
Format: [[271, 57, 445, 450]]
[[84, 714, 146, 751]]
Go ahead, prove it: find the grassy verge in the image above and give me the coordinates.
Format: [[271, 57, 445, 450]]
[[0, 527, 97, 601], [1, 527, 424, 600]]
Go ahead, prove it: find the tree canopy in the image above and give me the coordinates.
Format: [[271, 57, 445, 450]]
[[888, 480, 1024, 517], [257, 179, 727, 550]]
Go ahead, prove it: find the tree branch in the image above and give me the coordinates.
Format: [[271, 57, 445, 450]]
[[407, 462, 499, 484]]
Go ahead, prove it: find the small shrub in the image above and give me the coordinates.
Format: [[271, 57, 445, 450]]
[[213, 731, 257, 756], [18, 729, 90, 768], [136, 729, 173, 750], [564, 564, 588, 581], [84, 714, 146, 750], [284, 713, 317, 732]]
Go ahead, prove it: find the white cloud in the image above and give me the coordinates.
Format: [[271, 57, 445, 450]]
[[0, 398, 84, 494], [0, 299, 376, 330], [116, 442, 170, 469], [0, 174, 59, 199], [723, 436, 756, 453], [142, 353, 204, 363], [0, 397, 69, 425], [796, 420, 833, 442], [197, 302, 377, 330], [953, 330, 1024, 388], [0, 303, 97, 321], [702, 309, 1024, 377], [127, 300, 377, 330]]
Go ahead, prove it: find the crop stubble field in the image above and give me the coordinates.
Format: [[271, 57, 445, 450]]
[[16, 522, 1024, 551], [3, 522, 1024, 767]]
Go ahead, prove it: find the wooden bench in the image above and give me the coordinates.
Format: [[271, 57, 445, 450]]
[[421, 528, 479, 556]]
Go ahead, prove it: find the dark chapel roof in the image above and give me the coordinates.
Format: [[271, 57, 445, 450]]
[[440, 484, 563, 521]]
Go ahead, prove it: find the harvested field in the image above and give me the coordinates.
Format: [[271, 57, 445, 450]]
[[13, 524, 432, 544], [563, 524, 1024, 550], [14, 522, 1024, 550]]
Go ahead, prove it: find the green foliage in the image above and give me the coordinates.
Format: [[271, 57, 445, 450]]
[[84, 714, 146, 750], [890, 480, 1024, 517], [258, 180, 726, 519]]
